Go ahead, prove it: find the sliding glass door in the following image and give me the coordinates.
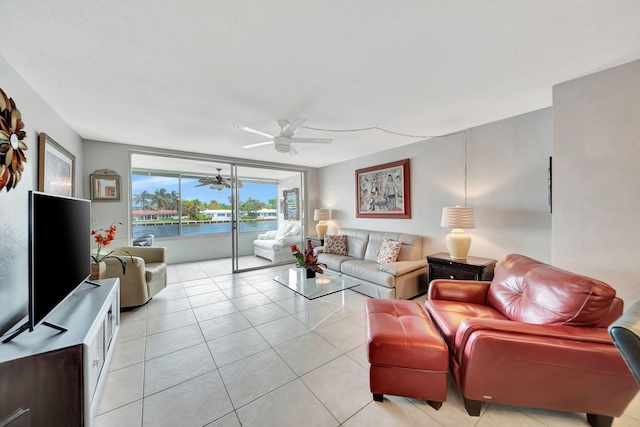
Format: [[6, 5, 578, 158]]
[[130, 152, 305, 273], [231, 164, 304, 272]]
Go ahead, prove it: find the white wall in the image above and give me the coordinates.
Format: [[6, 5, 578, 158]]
[[553, 59, 640, 305], [318, 108, 553, 265], [0, 55, 84, 334]]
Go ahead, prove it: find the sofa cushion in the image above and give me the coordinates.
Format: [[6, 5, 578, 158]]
[[145, 262, 166, 283], [377, 239, 402, 264], [254, 235, 300, 251], [364, 231, 422, 262], [341, 259, 395, 288], [288, 225, 301, 237], [425, 299, 508, 348], [318, 253, 353, 271], [339, 228, 371, 259], [324, 235, 348, 255], [487, 254, 617, 327]]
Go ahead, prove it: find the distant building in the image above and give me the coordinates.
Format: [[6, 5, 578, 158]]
[[202, 210, 233, 221], [256, 208, 277, 219], [132, 209, 179, 221]]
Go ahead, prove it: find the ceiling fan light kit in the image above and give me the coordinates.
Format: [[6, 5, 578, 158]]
[[194, 168, 243, 190], [237, 117, 333, 155], [274, 137, 291, 153]]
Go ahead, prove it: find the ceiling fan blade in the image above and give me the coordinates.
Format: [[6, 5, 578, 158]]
[[242, 141, 274, 149], [281, 117, 307, 138], [288, 138, 333, 144], [289, 145, 298, 155], [194, 182, 211, 187], [234, 123, 275, 139]]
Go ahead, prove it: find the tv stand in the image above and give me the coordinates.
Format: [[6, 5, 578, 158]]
[[0, 279, 120, 427], [2, 321, 68, 344]]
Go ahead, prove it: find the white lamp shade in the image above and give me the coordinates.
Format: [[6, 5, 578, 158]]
[[314, 209, 330, 221], [441, 206, 475, 229]]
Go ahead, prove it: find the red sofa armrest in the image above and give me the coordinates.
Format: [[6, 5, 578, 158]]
[[455, 317, 615, 362], [428, 279, 491, 304]]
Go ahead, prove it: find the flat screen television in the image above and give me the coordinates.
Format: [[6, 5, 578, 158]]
[[2, 191, 91, 343]]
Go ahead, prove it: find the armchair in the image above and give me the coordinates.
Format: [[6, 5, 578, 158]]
[[103, 246, 167, 308], [425, 254, 638, 427], [253, 223, 301, 263]]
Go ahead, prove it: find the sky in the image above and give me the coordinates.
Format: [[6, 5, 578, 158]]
[[131, 175, 277, 206]]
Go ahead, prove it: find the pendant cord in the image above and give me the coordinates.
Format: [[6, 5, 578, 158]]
[[464, 130, 468, 207]]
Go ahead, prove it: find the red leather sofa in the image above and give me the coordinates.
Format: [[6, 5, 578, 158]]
[[424, 254, 638, 427]]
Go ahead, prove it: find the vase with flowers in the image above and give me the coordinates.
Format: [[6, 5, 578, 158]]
[[90, 222, 131, 280], [290, 240, 327, 279]]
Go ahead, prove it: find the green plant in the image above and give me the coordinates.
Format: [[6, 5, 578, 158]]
[[290, 240, 326, 273], [90, 222, 131, 274]]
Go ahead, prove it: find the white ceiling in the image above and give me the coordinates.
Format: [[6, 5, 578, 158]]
[[2, 1, 640, 168]]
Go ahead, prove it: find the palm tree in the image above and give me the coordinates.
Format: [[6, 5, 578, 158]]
[[133, 190, 152, 220], [166, 190, 179, 210], [151, 188, 169, 212]]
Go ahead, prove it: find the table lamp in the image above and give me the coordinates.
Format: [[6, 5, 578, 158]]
[[441, 205, 475, 259], [314, 208, 330, 239]]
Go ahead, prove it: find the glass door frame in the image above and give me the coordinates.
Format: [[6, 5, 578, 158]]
[[231, 164, 307, 274], [231, 164, 240, 273]]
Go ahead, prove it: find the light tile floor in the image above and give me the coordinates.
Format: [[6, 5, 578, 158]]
[[94, 256, 640, 427]]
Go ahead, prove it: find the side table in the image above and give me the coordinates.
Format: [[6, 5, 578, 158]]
[[305, 236, 324, 247], [426, 252, 497, 282]]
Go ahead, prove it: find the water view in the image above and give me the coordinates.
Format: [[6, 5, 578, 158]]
[[133, 219, 277, 238]]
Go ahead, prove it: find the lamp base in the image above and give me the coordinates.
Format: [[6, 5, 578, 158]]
[[445, 229, 472, 260], [316, 221, 328, 239]]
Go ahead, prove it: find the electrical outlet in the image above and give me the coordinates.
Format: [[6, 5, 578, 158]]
[[92, 216, 99, 225]]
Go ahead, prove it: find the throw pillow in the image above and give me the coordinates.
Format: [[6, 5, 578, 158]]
[[324, 235, 348, 255], [288, 225, 301, 237], [377, 239, 402, 264], [275, 223, 293, 239]]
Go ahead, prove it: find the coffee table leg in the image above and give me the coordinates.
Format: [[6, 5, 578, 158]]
[[308, 291, 348, 330]]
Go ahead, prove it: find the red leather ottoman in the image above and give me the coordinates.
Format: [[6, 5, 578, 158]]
[[365, 299, 448, 409]]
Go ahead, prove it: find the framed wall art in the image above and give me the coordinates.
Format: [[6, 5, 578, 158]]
[[38, 133, 75, 197], [90, 169, 122, 202], [282, 188, 299, 220], [356, 158, 411, 219]]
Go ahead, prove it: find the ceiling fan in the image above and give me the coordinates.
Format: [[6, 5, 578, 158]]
[[235, 117, 332, 155], [194, 168, 243, 190]]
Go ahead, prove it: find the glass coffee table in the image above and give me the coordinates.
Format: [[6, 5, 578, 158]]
[[273, 269, 360, 330]]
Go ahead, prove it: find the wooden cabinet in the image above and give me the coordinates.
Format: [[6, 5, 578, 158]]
[[0, 279, 120, 427], [427, 252, 497, 282]]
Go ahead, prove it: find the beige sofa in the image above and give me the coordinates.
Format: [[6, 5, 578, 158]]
[[317, 228, 428, 299], [103, 246, 168, 308]]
